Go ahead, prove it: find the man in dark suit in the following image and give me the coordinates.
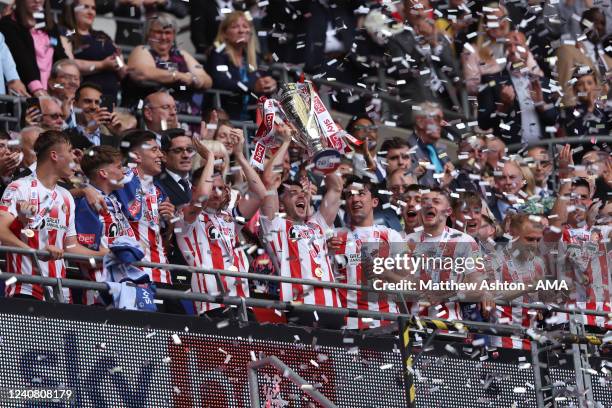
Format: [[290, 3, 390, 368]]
[[387, 0, 462, 126], [67, 83, 124, 151], [405, 102, 452, 188], [156, 129, 193, 207], [477, 31, 559, 146], [155, 129, 194, 286], [486, 160, 526, 224]]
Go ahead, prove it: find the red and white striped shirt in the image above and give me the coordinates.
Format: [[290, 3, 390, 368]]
[[260, 212, 340, 307], [177, 209, 249, 314], [405, 227, 483, 321], [0, 176, 76, 301], [492, 251, 546, 350], [129, 176, 171, 284], [334, 225, 403, 329], [558, 225, 612, 329]]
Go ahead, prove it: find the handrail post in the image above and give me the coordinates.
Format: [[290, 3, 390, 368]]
[[398, 317, 417, 408], [53, 277, 66, 303]]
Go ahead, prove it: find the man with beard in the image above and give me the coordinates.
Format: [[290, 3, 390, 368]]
[[329, 176, 404, 329], [405, 188, 487, 320], [490, 213, 548, 349], [176, 129, 267, 318], [260, 128, 344, 328], [0, 131, 107, 302]]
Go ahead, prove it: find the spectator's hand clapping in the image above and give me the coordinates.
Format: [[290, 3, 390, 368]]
[[440, 162, 455, 189], [199, 110, 218, 141], [0, 150, 21, 177]]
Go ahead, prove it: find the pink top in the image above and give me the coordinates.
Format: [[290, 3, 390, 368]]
[[28, 28, 53, 93]]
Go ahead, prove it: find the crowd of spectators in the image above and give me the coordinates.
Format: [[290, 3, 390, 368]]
[[0, 0, 607, 344]]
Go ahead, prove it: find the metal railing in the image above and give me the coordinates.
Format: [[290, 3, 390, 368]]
[[0, 245, 608, 346]]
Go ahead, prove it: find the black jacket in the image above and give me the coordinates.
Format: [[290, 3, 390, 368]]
[[0, 16, 67, 89], [190, 0, 224, 54], [66, 127, 120, 151], [386, 29, 461, 125], [155, 170, 192, 208], [155, 170, 191, 272], [477, 70, 559, 146], [206, 50, 265, 120]]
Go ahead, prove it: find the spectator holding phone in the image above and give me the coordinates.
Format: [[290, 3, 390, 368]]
[[24, 96, 65, 131], [60, 0, 126, 105], [0, 0, 68, 96], [66, 82, 126, 149]]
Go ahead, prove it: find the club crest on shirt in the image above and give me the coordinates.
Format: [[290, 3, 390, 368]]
[[108, 222, 119, 237], [206, 222, 222, 240], [288, 224, 316, 241]]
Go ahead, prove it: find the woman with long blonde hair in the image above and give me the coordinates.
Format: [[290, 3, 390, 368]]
[[461, 2, 543, 95], [207, 11, 277, 121]]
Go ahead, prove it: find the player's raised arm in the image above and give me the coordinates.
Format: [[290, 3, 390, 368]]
[[261, 124, 292, 219], [232, 128, 267, 219], [319, 171, 344, 227], [183, 137, 215, 224]]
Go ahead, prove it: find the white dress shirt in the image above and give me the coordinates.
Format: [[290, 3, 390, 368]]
[[510, 72, 542, 143]]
